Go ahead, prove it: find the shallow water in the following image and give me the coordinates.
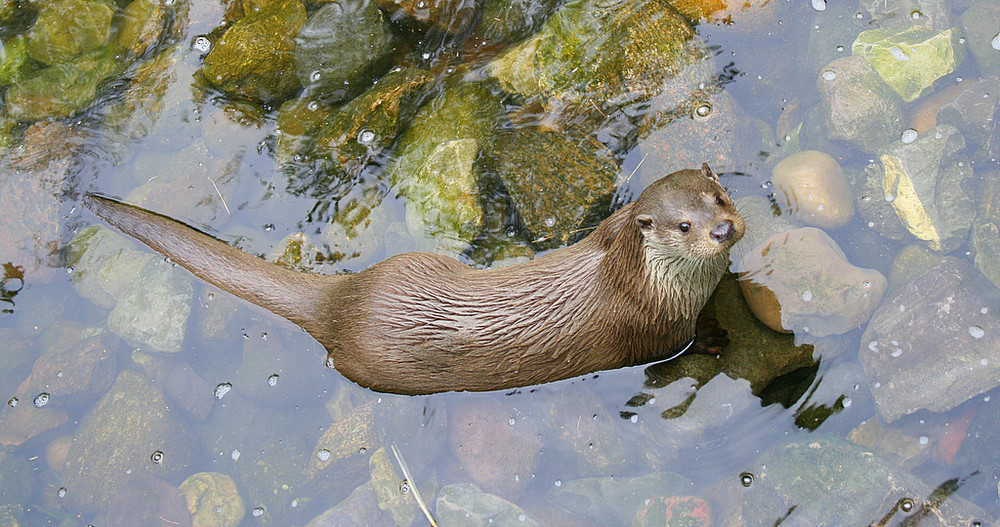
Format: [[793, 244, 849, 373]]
[[2, 0, 999, 525]]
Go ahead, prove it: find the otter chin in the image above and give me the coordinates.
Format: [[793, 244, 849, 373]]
[[85, 164, 744, 395]]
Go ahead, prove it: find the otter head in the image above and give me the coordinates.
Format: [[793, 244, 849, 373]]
[[633, 164, 745, 261]]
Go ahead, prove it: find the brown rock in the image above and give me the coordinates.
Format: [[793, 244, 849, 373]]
[[448, 399, 541, 500], [771, 150, 854, 229], [737, 227, 887, 337]]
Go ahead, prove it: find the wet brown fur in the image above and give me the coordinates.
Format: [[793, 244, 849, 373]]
[[85, 166, 744, 395]]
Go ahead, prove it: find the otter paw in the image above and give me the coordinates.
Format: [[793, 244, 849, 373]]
[[688, 315, 729, 355]]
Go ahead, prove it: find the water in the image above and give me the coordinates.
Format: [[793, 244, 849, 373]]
[[1, 0, 999, 525]]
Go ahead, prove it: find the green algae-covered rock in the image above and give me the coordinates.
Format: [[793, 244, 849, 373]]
[[852, 26, 964, 102], [293, 0, 395, 102], [477, 0, 561, 45], [0, 35, 29, 87], [305, 67, 433, 183], [26, 0, 113, 65], [202, 0, 306, 104], [489, 0, 700, 107], [6, 46, 123, 121], [388, 82, 500, 254], [489, 128, 618, 244], [878, 125, 975, 253], [369, 448, 420, 527], [115, 0, 174, 57], [61, 371, 199, 511], [274, 97, 332, 165], [374, 0, 476, 33], [179, 472, 246, 527]]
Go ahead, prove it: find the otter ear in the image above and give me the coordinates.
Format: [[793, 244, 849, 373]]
[[701, 163, 718, 182], [635, 214, 655, 236]]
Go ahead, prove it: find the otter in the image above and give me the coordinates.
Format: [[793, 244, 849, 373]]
[[84, 164, 743, 395]]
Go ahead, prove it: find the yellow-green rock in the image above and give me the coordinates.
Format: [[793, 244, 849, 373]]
[[489, 0, 702, 108], [852, 26, 964, 102], [387, 82, 499, 254], [6, 46, 123, 121], [879, 125, 974, 253], [180, 472, 246, 527], [202, 0, 306, 103], [26, 0, 113, 65]]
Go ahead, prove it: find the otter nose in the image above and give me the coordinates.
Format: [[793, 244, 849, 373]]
[[711, 220, 735, 243]]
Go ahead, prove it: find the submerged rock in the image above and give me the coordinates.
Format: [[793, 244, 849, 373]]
[[489, 0, 704, 117], [637, 89, 762, 180], [0, 35, 29, 87], [375, 0, 476, 33], [107, 474, 193, 527], [489, 127, 618, 244], [858, 0, 953, 29], [388, 82, 500, 254], [0, 122, 83, 280], [179, 472, 246, 527], [771, 150, 854, 230], [815, 56, 905, 152], [936, 77, 1000, 162], [747, 436, 988, 525], [202, 0, 306, 104], [960, 0, 1000, 77], [736, 227, 887, 338], [878, 125, 975, 253], [435, 484, 542, 527], [293, 0, 395, 102], [860, 257, 1000, 422], [26, 0, 113, 65], [552, 472, 692, 525], [68, 225, 194, 353], [852, 26, 964, 102], [6, 45, 123, 120], [301, 67, 433, 186], [477, 0, 561, 45], [448, 399, 541, 500], [850, 162, 912, 242], [61, 371, 199, 511], [973, 172, 1000, 290]]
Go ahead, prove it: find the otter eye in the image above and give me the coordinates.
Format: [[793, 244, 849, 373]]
[[679, 222, 691, 233], [716, 195, 726, 206]]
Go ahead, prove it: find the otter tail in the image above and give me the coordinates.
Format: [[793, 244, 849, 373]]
[[83, 195, 332, 334]]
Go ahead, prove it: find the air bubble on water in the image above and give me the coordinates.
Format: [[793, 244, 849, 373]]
[[821, 70, 836, 81], [992, 32, 1000, 51], [842, 397, 852, 408], [214, 382, 232, 399], [801, 290, 813, 302], [358, 129, 375, 144], [890, 46, 910, 61], [316, 449, 332, 462], [811, 0, 826, 11], [310, 70, 322, 82], [693, 102, 712, 119], [969, 326, 985, 339], [901, 129, 918, 143], [232, 449, 241, 462], [34, 393, 49, 407], [252, 507, 265, 517], [267, 374, 279, 387]]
